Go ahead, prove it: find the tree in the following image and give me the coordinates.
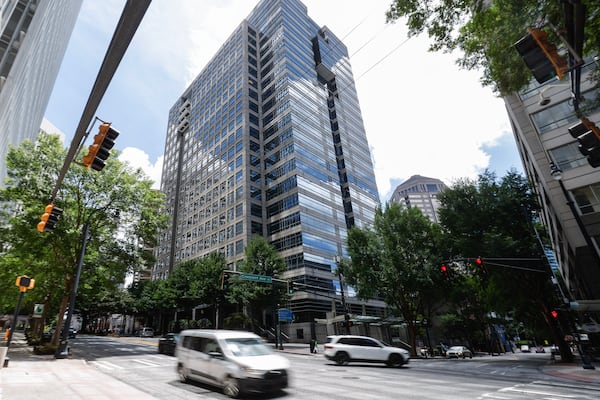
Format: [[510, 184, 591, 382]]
[[437, 170, 572, 360], [0, 132, 167, 344], [346, 204, 444, 355], [227, 236, 287, 331], [386, 0, 600, 95]]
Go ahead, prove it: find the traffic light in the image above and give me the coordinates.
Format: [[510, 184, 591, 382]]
[[440, 264, 449, 279], [474, 257, 487, 273], [82, 122, 120, 171], [289, 281, 294, 294], [550, 309, 559, 319], [37, 203, 63, 233], [221, 272, 230, 289], [568, 117, 600, 168], [514, 27, 568, 84], [16, 275, 35, 292]]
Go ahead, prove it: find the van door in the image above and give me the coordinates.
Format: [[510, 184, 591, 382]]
[[186, 337, 213, 382], [203, 338, 230, 383]]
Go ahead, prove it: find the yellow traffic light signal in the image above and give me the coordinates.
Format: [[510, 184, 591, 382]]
[[37, 203, 63, 233], [82, 122, 120, 171], [514, 27, 568, 84], [15, 275, 35, 292]]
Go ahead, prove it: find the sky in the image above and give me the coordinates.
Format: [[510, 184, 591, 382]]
[[44, 0, 523, 201]]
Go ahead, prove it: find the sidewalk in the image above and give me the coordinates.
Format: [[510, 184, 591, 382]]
[[0, 331, 158, 400], [1, 333, 599, 400]]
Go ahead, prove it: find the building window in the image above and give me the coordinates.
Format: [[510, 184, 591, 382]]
[[531, 100, 578, 134], [550, 143, 588, 171], [572, 183, 600, 215]]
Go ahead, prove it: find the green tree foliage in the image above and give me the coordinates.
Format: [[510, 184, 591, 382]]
[[437, 170, 570, 357], [0, 133, 167, 343], [227, 236, 288, 330], [346, 204, 444, 355], [386, 0, 600, 94]]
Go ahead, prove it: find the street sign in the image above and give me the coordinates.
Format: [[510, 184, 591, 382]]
[[240, 273, 272, 283], [33, 303, 44, 318], [278, 308, 293, 321]]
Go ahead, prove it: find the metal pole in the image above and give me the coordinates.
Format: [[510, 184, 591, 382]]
[[56, 220, 90, 358], [5, 291, 25, 348]]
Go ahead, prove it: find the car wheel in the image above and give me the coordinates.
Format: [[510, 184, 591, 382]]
[[462, 354, 465, 359], [469, 354, 473, 359], [223, 376, 241, 398], [177, 365, 189, 383], [386, 353, 403, 367], [334, 351, 350, 365]]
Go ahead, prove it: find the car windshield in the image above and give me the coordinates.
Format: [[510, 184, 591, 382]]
[[225, 338, 272, 357]]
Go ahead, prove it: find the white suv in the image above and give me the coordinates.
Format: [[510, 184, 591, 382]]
[[324, 335, 410, 367]]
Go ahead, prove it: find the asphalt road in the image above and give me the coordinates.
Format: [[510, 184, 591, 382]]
[[69, 336, 600, 399]]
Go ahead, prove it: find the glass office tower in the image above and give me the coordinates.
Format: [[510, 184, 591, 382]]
[[154, 0, 383, 337], [0, 0, 82, 186]]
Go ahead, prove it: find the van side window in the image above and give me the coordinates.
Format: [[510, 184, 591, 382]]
[[203, 338, 221, 354]]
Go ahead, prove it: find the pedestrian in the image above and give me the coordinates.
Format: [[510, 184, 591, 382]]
[[312, 338, 319, 353]]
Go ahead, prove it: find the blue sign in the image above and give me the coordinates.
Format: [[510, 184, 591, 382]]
[[278, 308, 293, 321]]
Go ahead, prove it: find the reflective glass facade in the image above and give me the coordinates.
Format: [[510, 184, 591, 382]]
[[0, 0, 82, 185], [154, 0, 382, 322]]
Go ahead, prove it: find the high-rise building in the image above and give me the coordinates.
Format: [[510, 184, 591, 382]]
[[504, 59, 600, 301], [0, 0, 82, 185], [154, 0, 384, 336], [389, 175, 447, 223]]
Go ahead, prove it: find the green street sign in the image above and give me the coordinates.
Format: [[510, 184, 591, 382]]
[[240, 273, 272, 283]]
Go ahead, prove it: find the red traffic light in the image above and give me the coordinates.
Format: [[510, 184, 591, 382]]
[[440, 264, 448, 273], [475, 257, 483, 266], [550, 309, 559, 319]]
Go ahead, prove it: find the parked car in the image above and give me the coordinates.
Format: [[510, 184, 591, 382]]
[[176, 329, 289, 398], [137, 327, 154, 337], [520, 344, 531, 353], [535, 346, 546, 353], [323, 335, 410, 367], [446, 346, 473, 359], [158, 333, 179, 355], [44, 327, 77, 340]]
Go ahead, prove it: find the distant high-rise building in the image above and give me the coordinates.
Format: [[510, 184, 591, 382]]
[[504, 59, 600, 301], [0, 0, 82, 185], [154, 0, 383, 336], [389, 175, 447, 223]]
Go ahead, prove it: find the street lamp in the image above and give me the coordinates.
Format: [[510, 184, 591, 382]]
[[538, 83, 572, 106]]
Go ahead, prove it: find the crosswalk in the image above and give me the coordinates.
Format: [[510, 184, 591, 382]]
[[91, 354, 176, 371], [479, 381, 600, 400]]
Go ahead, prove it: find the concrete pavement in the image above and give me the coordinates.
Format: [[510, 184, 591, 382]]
[[1, 331, 158, 400], [1, 332, 599, 399]]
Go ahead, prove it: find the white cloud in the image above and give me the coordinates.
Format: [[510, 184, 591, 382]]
[[118, 147, 163, 189]]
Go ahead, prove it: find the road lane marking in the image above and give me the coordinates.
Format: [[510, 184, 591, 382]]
[[500, 386, 577, 398], [92, 360, 125, 370], [131, 358, 160, 367]]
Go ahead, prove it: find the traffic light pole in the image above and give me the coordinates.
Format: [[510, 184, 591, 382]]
[[56, 220, 90, 358]]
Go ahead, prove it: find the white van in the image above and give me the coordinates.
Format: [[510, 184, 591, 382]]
[[176, 329, 290, 398]]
